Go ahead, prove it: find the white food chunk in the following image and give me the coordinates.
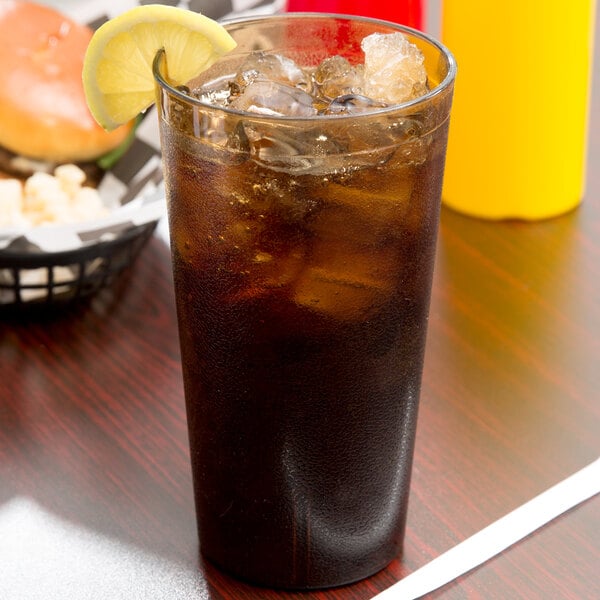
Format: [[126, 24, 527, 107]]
[[0, 164, 108, 229], [0, 179, 29, 227]]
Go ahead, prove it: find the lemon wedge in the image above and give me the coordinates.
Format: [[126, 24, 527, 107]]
[[82, 4, 236, 131]]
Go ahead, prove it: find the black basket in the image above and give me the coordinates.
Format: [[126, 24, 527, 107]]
[[0, 221, 157, 311]]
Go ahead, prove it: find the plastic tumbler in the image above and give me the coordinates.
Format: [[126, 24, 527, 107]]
[[155, 13, 455, 589]]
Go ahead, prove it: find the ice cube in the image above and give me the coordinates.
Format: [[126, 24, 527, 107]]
[[293, 269, 386, 321], [312, 55, 364, 101], [229, 80, 317, 117], [193, 85, 231, 108], [247, 247, 306, 295], [361, 32, 428, 105], [326, 93, 387, 115], [247, 176, 322, 223], [239, 121, 346, 174], [226, 120, 251, 153], [308, 165, 415, 246], [294, 165, 416, 321], [293, 241, 398, 321], [218, 216, 304, 285], [235, 52, 312, 92]]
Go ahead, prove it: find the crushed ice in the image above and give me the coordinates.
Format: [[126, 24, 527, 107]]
[[194, 32, 429, 117]]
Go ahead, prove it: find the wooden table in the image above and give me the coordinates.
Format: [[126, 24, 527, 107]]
[[2, 18, 600, 600]]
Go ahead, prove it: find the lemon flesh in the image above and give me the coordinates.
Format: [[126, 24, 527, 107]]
[[82, 5, 237, 131]]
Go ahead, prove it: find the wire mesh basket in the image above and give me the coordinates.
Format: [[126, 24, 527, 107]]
[[0, 221, 156, 311]]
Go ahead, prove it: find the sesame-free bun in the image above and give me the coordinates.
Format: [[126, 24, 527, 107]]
[[0, 0, 132, 163]]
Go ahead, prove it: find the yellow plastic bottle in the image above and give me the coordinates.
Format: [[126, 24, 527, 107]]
[[441, 1, 597, 220]]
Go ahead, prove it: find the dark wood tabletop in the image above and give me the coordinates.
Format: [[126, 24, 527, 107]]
[[2, 14, 600, 600]]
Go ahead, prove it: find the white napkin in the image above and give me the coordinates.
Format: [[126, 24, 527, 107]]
[[374, 457, 600, 599]]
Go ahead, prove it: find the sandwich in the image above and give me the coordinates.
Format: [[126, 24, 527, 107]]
[[0, 0, 134, 183]]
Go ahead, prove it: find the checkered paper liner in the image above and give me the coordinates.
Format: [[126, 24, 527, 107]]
[[0, 0, 282, 255]]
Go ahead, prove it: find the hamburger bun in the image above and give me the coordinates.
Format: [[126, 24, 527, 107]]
[[0, 0, 133, 163]]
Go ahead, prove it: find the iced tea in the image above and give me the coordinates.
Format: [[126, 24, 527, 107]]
[[155, 14, 455, 589]]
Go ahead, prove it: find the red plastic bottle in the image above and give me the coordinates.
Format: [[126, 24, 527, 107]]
[[285, 0, 423, 30]]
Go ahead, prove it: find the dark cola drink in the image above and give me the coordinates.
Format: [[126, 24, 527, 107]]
[[155, 14, 455, 589]]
